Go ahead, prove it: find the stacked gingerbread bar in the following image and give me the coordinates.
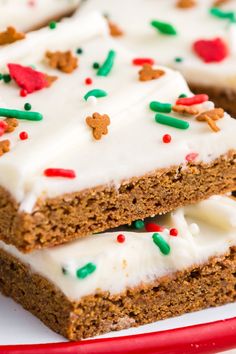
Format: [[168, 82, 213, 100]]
[[78, 0, 236, 116], [0, 12, 235, 340]]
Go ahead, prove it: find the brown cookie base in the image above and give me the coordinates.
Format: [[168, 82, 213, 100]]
[[189, 83, 236, 118], [0, 150, 236, 253], [0, 247, 235, 340]]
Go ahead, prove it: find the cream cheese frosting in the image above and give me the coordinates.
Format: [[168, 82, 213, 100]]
[[1, 195, 235, 300], [0, 0, 80, 32], [78, 0, 236, 90], [0, 13, 236, 213]]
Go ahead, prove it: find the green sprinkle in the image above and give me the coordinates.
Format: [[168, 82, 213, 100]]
[[133, 220, 145, 229], [76, 262, 96, 279], [93, 62, 100, 69], [3, 74, 11, 83], [151, 20, 177, 35], [152, 233, 170, 255], [97, 50, 116, 76], [0, 73, 3, 80], [174, 57, 183, 63], [178, 93, 188, 98], [49, 21, 57, 29], [84, 89, 107, 101], [150, 101, 172, 113], [24, 103, 32, 111], [209, 7, 235, 22], [155, 113, 189, 130], [76, 48, 83, 55], [0, 108, 43, 121]]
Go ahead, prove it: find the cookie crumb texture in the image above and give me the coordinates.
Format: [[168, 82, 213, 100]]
[[0, 247, 235, 340], [0, 151, 236, 252]]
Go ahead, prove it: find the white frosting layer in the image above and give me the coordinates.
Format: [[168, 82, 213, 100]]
[[1, 195, 236, 300], [78, 0, 236, 90], [0, 0, 80, 31], [0, 14, 236, 212]]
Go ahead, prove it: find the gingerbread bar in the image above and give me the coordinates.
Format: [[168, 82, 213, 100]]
[[79, 0, 236, 116], [0, 195, 235, 340], [0, 14, 236, 252], [0, 0, 80, 32]]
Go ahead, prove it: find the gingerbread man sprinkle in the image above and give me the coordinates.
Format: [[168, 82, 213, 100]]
[[0, 26, 25, 45], [176, 0, 197, 8], [4, 118, 19, 133], [196, 108, 224, 132], [0, 140, 10, 156], [46, 51, 78, 73], [172, 105, 199, 115], [213, 0, 230, 6], [86, 113, 110, 140], [139, 64, 165, 81], [108, 21, 123, 37]]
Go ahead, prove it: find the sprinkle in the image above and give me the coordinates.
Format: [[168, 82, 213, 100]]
[[44, 168, 76, 178], [176, 0, 196, 8], [87, 96, 97, 105], [0, 73, 2, 80], [117, 234, 126, 243], [0, 26, 25, 45], [0, 140, 10, 157], [19, 131, 28, 140], [86, 112, 110, 140], [151, 20, 177, 35], [178, 93, 188, 98], [4, 118, 18, 132], [85, 77, 93, 85], [196, 108, 224, 132], [169, 228, 178, 236], [46, 51, 78, 74], [3, 74, 11, 83], [174, 57, 183, 63], [176, 94, 208, 106], [76, 48, 83, 55], [108, 21, 123, 37], [145, 222, 164, 232], [193, 37, 228, 63], [49, 21, 57, 30], [97, 50, 116, 76], [172, 104, 199, 115], [185, 152, 198, 162], [139, 64, 165, 81], [133, 220, 145, 229], [62, 267, 68, 275], [0, 108, 42, 121], [84, 89, 108, 101], [152, 233, 170, 255], [20, 89, 28, 97], [132, 58, 155, 66], [24, 103, 32, 111], [76, 262, 96, 279], [209, 7, 235, 21], [93, 62, 100, 70], [162, 134, 172, 143], [8, 63, 57, 93], [155, 113, 189, 130], [150, 101, 172, 113], [0, 121, 7, 131]]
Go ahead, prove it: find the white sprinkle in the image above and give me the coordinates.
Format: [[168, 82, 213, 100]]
[[87, 96, 97, 105]]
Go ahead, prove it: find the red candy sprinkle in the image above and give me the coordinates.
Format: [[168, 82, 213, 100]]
[[185, 152, 198, 162], [162, 134, 171, 144], [176, 94, 208, 106], [19, 131, 28, 140], [169, 228, 178, 237], [0, 128, 5, 137], [0, 121, 7, 136], [85, 77, 93, 85], [145, 222, 164, 232], [117, 234, 126, 243], [8, 63, 50, 94], [132, 58, 155, 66], [193, 37, 228, 63], [44, 168, 76, 179]]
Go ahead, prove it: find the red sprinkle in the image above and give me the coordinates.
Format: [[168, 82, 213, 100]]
[[19, 131, 28, 140], [85, 77, 93, 85], [162, 134, 172, 144], [44, 168, 76, 179], [176, 94, 208, 106], [117, 234, 126, 243], [145, 222, 164, 233], [20, 89, 28, 97], [185, 152, 198, 162], [132, 58, 155, 66], [0, 128, 5, 137], [193, 37, 228, 63], [8, 63, 50, 94], [169, 228, 178, 237]]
